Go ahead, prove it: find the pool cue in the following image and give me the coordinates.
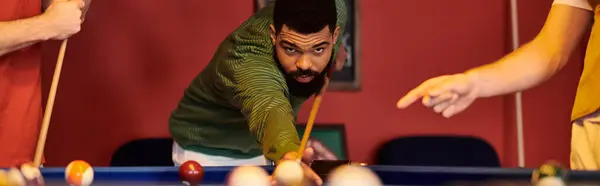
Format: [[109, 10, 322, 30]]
[[509, 0, 525, 168], [296, 65, 336, 162], [33, 39, 69, 167], [295, 87, 328, 162]]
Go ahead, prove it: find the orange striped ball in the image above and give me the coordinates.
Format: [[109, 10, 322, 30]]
[[65, 160, 94, 186]]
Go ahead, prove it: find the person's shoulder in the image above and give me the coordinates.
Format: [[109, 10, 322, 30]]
[[211, 6, 277, 77], [334, 0, 348, 20], [231, 3, 274, 35], [221, 6, 274, 63], [553, 0, 593, 11], [335, 0, 348, 11]]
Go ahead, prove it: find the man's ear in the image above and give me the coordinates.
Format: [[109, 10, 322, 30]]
[[333, 26, 340, 45], [269, 24, 277, 45], [332, 26, 341, 45]]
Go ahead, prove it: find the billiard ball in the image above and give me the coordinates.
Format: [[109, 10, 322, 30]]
[[327, 165, 382, 186], [536, 177, 566, 186], [19, 162, 44, 185], [65, 160, 94, 186], [226, 166, 270, 186], [179, 160, 204, 185], [532, 161, 568, 185], [6, 167, 26, 185], [0, 169, 8, 186], [273, 160, 304, 186]]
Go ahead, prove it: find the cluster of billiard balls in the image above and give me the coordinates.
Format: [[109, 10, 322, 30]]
[[0, 160, 93, 186], [0, 163, 44, 186], [178, 160, 383, 186]]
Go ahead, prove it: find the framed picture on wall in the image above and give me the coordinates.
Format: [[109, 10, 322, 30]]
[[329, 0, 361, 91]]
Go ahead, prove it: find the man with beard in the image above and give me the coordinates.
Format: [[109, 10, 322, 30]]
[[168, 0, 346, 184]]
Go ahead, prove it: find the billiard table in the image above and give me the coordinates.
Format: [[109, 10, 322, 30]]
[[39, 165, 600, 185]]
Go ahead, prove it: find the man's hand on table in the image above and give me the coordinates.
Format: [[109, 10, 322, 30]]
[[272, 149, 323, 186], [307, 138, 338, 161], [334, 43, 347, 71]]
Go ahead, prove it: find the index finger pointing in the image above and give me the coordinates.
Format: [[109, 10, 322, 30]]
[[397, 87, 426, 109], [397, 76, 449, 108]]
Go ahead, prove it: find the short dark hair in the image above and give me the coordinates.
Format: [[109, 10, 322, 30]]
[[273, 0, 337, 34]]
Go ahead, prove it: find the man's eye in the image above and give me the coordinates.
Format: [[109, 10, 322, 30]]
[[314, 48, 324, 53], [285, 47, 296, 53]]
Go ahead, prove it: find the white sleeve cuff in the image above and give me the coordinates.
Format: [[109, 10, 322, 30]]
[[553, 0, 593, 11]]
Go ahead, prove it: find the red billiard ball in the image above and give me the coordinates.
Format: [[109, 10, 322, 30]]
[[179, 160, 204, 185]]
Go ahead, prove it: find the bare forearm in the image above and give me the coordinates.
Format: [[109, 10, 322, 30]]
[[0, 16, 50, 56], [467, 40, 563, 98], [467, 4, 591, 98]]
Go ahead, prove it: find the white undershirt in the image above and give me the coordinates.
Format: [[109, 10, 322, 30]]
[[553, 0, 593, 11]]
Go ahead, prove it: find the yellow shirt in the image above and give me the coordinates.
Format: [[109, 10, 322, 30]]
[[572, 1, 600, 120]]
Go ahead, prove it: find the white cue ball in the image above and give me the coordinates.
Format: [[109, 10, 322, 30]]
[[226, 166, 270, 186], [536, 177, 566, 186], [273, 160, 304, 186], [6, 167, 26, 185], [328, 165, 382, 186]]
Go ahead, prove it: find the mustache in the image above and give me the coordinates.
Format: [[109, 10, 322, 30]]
[[289, 68, 318, 77]]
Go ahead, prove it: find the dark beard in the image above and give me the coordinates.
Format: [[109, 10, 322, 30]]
[[274, 53, 333, 98]]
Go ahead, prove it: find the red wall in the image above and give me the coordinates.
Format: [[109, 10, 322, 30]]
[[40, 0, 584, 168]]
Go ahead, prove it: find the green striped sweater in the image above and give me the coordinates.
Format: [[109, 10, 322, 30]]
[[169, 0, 347, 162]]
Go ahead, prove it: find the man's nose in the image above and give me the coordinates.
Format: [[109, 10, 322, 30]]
[[295, 55, 312, 70]]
